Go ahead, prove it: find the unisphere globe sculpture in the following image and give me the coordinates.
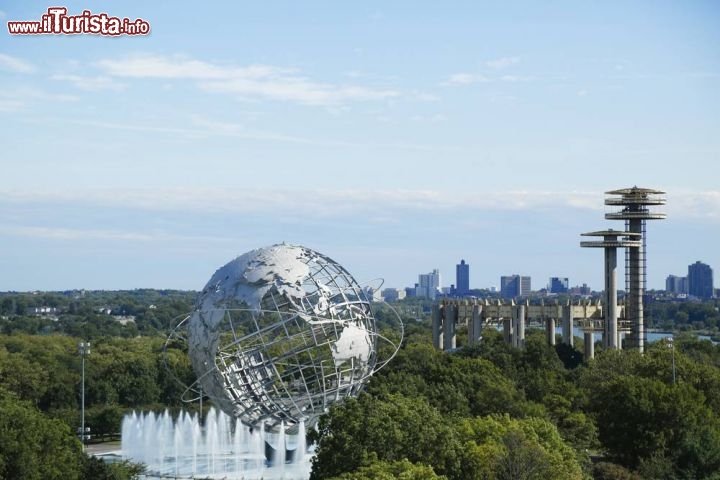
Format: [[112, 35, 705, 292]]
[[183, 244, 402, 432]]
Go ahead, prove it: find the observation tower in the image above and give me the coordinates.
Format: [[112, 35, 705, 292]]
[[605, 187, 666, 353], [580, 229, 642, 349]]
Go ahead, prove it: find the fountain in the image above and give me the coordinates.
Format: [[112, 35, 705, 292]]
[[120, 407, 312, 479]]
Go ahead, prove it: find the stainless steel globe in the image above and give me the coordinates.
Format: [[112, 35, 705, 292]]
[[182, 244, 401, 431]]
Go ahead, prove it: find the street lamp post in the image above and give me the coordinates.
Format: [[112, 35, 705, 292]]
[[78, 341, 91, 448], [668, 337, 676, 385], [199, 384, 203, 423]]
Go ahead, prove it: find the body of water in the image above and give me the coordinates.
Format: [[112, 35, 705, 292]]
[[571, 327, 716, 345], [491, 324, 716, 345]]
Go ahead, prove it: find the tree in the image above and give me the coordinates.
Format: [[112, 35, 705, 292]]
[[108, 352, 161, 406], [0, 392, 84, 480], [81, 456, 145, 480], [590, 374, 720, 475], [0, 350, 48, 405], [327, 458, 446, 480], [86, 405, 125, 441], [495, 430, 554, 480], [311, 393, 463, 480], [592, 462, 642, 480], [157, 346, 195, 406], [456, 414, 584, 480], [542, 393, 598, 453], [369, 342, 531, 419]]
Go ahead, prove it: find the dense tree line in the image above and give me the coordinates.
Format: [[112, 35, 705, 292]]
[[647, 299, 720, 332], [0, 289, 196, 336], [310, 328, 720, 479]]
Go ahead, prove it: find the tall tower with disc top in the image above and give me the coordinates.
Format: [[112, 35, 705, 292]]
[[604, 187, 666, 353]]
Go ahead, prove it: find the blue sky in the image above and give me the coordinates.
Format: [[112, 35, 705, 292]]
[[1, 1, 718, 291]]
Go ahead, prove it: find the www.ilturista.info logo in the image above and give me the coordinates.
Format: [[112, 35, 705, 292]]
[[7, 7, 150, 36]]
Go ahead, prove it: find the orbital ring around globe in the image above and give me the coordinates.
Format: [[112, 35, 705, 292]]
[[163, 244, 403, 433]]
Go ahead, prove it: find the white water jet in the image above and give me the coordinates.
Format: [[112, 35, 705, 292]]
[[294, 421, 307, 465], [120, 407, 312, 480], [271, 421, 287, 468]]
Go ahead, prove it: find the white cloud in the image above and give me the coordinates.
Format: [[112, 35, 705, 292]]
[[0, 11, 6, 19], [442, 73, 491, 86], [3, 226, 157, 242], [0, 53, 35, 73], [667, 190, 720, 221], [1, 225, 233, 243], [0, 188, 607, 218], [442, 72, 532, 86], [445, 73, 474, 85], [0, 99, 25, 112], [47, 117, 352, 147], [9, 87, 77, 102], [0, 87, 78, 112], [410, 113, 447, 123], [51, 74, 126, 92], [96, 54, 401, 106], [499, 75, 532, 82], [342, 70, 399, 82], [344, 70, 364, 79], [97, 54, 287, 80], [200, 77, 399, 106], [7, 188, 720, 222], [33, 116, 471, 153], [412, 91, 440, 102], [486, 56, 520, 69]]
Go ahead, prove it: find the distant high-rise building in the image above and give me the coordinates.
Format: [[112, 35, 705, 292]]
[[500, 274, 531, 298], [500, 276, 518, 298], [548, 277, 569, 294], [381, 288, 406, 302], [665, 274, 688, 294], [521, 276, 531, 295], [501, 276, 520, 298], [456, 260, 470, 296], [688, 261, 714, 299], [416, 269, 441, 299]]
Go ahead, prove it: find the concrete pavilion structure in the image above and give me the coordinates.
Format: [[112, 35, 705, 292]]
[[431, 298, 630, 360]]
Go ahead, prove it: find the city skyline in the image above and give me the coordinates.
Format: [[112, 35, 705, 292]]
[[1, 1, 718, 292], [410, 258, 716, 293]]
